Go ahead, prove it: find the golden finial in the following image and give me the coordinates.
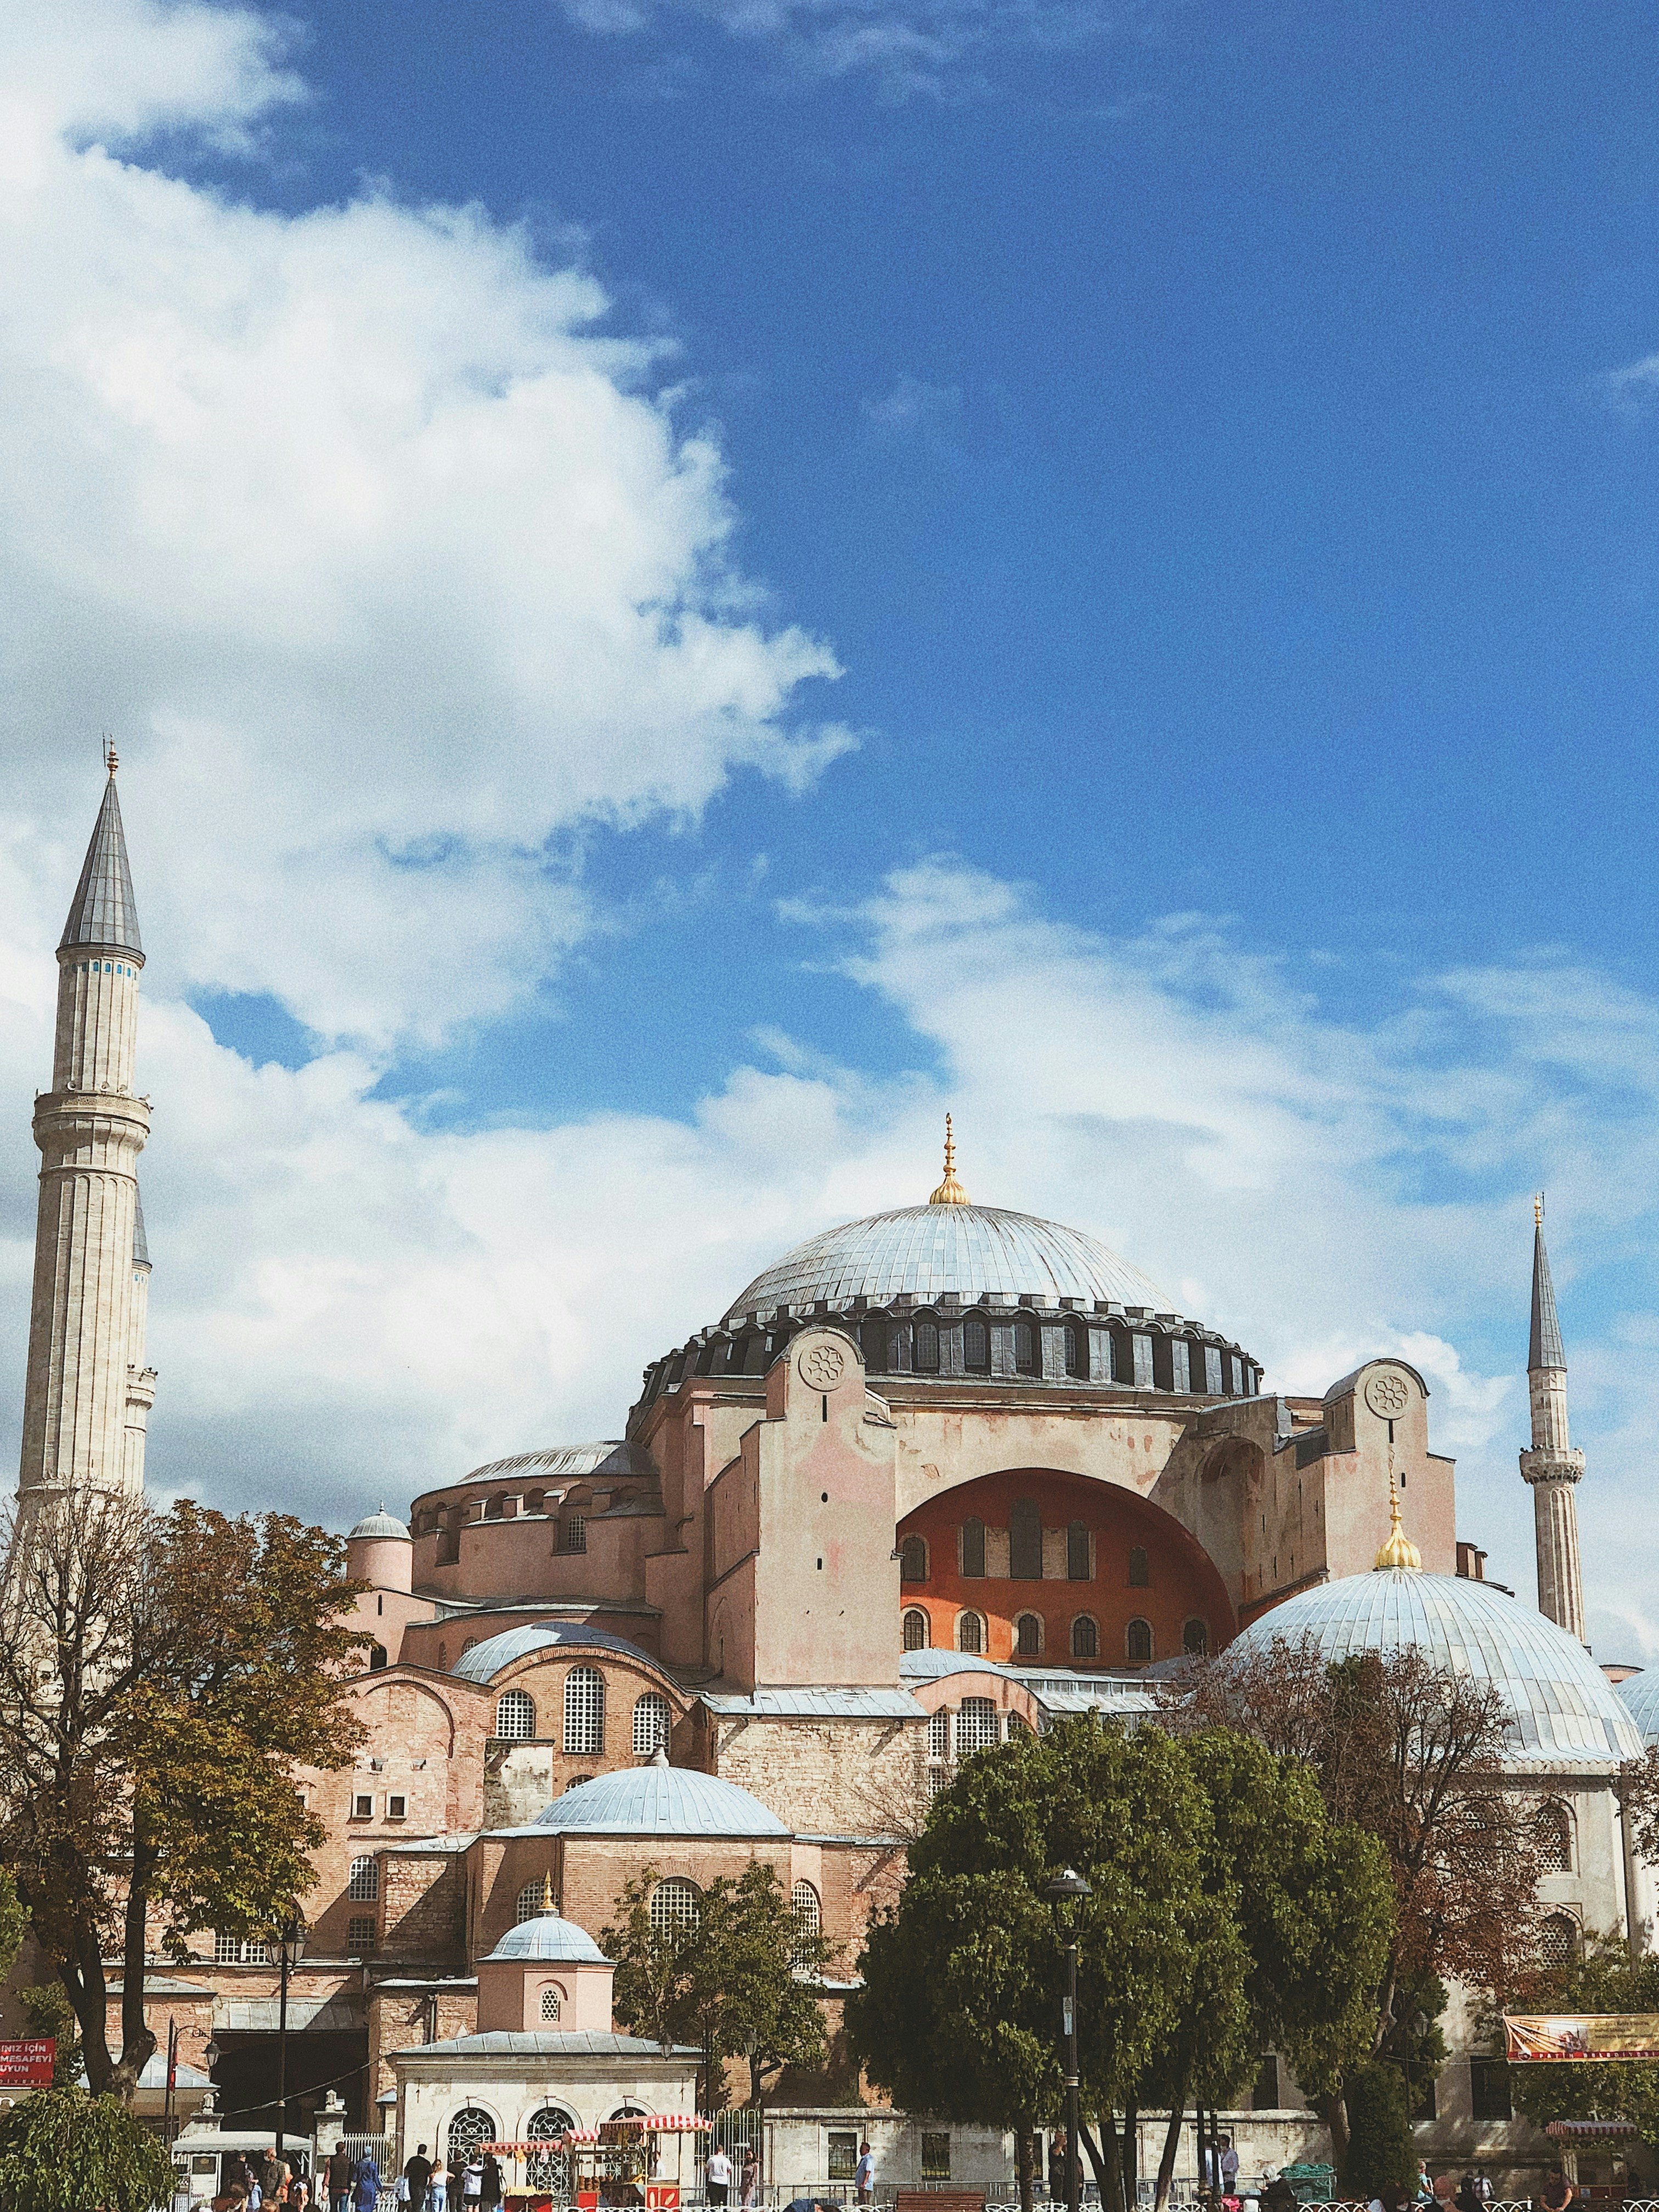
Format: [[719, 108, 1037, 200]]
[[1535, 1191, 1544, 1229], [541, 1870, 556, 1915], [928, 1114, 970, 1207], [1373, 1480, 1423, 1573]]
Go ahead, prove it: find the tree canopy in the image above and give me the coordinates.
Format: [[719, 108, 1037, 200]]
[[1508, 1943, 1659, 2153], [0, 2086, 172, 2212], [0, 1493, 367, 2100]]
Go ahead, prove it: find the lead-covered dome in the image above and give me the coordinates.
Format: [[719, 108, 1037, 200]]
[[723, 1204, 1170, 1324], [1232, 1568, 1642, 1769], [1617, 1669, 1659, 1747], [510, 1759, 789, 1839], [484, 1913, 609, 1963]]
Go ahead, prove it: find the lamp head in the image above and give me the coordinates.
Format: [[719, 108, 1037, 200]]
[[1045, 1867, 1092, 1902]]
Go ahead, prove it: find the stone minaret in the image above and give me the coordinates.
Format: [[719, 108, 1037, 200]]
[[1520, 1196, 1585, 1641], [18, 754, 153, 1503]]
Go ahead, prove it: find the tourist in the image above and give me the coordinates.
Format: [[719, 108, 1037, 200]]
[[352, 2152, 381, 2212], [405, 2143, 435, 2212], [459, 2154, 484, 2207], [266, 2146, 294, 2206], [481, 2150, 504, 2209], [741, 2152, 760, 2209], [855, 2141, 874, 2205], [707, 2145, 734, 2206], [1454, 2178, 1480, 2212], [430, 2156, 449, 2212], [326, 2147, 356, 2212], [1541, 2175, 1572, 2212], [1219, 2139, 1240, 2197]]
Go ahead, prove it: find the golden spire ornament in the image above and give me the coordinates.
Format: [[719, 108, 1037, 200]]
[[928, 1114, 970, 1206], [1373, 1480, 1423, 1573]]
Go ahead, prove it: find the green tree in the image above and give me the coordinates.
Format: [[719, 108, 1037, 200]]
[[1339, 2063, 1416, 2198], [603, 1862, 828, 2110], [1508, 1942, 1659, 2152], [0, 2085, 172, 2212], [0, 1492, 368, 2101]]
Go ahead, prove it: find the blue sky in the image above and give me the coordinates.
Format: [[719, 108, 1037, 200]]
[[4, 0, 1659, 1649]]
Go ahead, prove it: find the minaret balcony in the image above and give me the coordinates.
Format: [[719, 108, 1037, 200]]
[[1520, 1446, 1584, 1486]]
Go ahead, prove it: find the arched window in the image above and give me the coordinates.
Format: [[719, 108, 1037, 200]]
[[861, 1318, 888, 1373], [437, 1642, 449, 1669], [524, 1488, 545, 1515], [902, 1608, 930, 1651], [369, 1643, 388, 1672], [913, 1318, 940, 1373], [1005, 1712, 1031, 1738], [928, 1708, 951, 1760], [1183, 1618, 1209, 1656], [900, 1535, 928, 1584], [495, 1689, 535, 1741], [956, 1696, 998, 1754], [461, 1637, 478, 1654], [448, 2108, 498, 2176], [1071, 1616, 1098, 1660], [1067, 1521, 1090, 1581], [517, 1879, 554, 1923], [1009, 1498, 1042, 1581], [961, 1517, 985, 1578], [962, 1313, 991, 1375], [484, 1494, 506, 1520], [1534, 1802, 1574, 1874], [540, 1986, 562, 2022], [650, 1878, 701, 1936], [1014, 1612, 1042, 1657], [1127, 1545, 1149, 1588], [348, 1855, 378, 1901], [564, 1667, 604, 1756], [633, 1692, 670, 1759], [1013, 1318, 1040, 1375], [1126, 1618, 1153, 1666], [956, 1611, 985, 1655], [1064, 1321, 1088, 1379], [525, 2107, 576, 2191], [1540, 1913, 1578, 1968], [791, 1880, 822, 1964], [566, 1774, 593, 1790]]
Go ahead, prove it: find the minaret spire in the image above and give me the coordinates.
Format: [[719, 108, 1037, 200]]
[[1520, 1193, 1585, 1641], [18, 757, 154, 1504]]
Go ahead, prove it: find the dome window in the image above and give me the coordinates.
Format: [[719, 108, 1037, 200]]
[[899, 1535, 928, 1584], [913, 1318, 940, 1373], [1126, 1618, 1153, 1666], [860, 1318, 888, 1373], [1127, 1545, 1149, 1588], [1064, 1321, 1088, 1379], [1014, 1612, 1042, 1658], [960, 1517, 986, 1579], [956, 1611, 985, 1656], [1183, 1618, 1209, 1656], [650, 1877, 702, 1935], [902, 1607, 929, 1651], [563, 1666, 605, 1756], [1013, 1319, 1039, 1376], [962, 1313, 990, 1375], [1071, 1616, 1098, 1661], [633, 1692, 670, 1759], [1067, 1521, 1091, 1581], [495, 1689, 535, 1741]]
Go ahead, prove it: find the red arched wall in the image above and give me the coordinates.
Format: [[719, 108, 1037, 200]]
[[897, 1466, 1236, 1669]]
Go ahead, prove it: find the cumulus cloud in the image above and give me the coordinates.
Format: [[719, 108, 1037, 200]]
[[0, 0, 848, 1050]]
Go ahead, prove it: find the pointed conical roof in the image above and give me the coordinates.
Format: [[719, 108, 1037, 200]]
[[1530, 1216, 1566, 1373], [58, 772, 142, 960]]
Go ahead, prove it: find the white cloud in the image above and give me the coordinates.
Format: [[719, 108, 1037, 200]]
[[0, 0, 848, 1051]]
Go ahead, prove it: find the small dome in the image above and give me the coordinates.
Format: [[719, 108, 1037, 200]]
[[1617, 1669, 1659, 1746], [1232, 1570, 1642, 1769], [348, 1505, 409, 1541], [484, 1914, 609, 1965], [522, 1759, 789, 1839]]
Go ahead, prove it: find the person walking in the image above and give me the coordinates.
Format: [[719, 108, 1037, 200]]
[[855, 2142, 874, 2207], [326, 2148, 356, 2212], [459, 2155, 484, 2208], [429, 2157, 449, 2212], [481, 2151, 503, 2210], [405, 2143, 435, 2212], [740, 2153, 760, 2210], [706, 2146, 734, 2207], [352, 2152, 381, 2212]]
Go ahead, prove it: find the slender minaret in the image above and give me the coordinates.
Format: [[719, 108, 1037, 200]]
[[1520, 1195, 1585, 1641], [18, 751, 152, 1503], [122, 1191, 156, 1492]]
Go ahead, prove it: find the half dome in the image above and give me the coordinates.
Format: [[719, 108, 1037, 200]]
[[1231, 1570, 1642, 1769], [518, 1760, 789, 1839], [723, 1204, 1171, 1324]]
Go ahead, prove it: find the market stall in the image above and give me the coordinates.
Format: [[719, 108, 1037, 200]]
[[487, 2110, 713, 2211]]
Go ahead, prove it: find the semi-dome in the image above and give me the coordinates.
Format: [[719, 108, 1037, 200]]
[[1617, 1669, 1659, 1747], [1232, 1568, 1643, 1769], [348, 1505, 410, 1541], [484, 1913, 609, 1964], [515, 1757, 789, 1839], [724, 1204, 1170, 1323]]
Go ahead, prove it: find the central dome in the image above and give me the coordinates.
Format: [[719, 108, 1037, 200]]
[[724, 1204, 1171, 1324]]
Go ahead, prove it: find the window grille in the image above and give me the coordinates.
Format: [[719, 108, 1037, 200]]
[[650, 1877, 701, 1936], [1127, 1618, 1153, 1666], [1534, 1801, 1573, 1872], [956, 1696, 998, 1754], [1009, 1498, 1042, 1581], [347, 1916, 377, 1956], [1128, 1544, 1149, 1588], [526, 2110, 577, 2192], [540, 1987, 562, 2022], [213, 1932, 243, 1965], [564, 1666, 605, 1756], [1005, 1711, 1030, 1737], [1066, 1520, 1090, 1581], [828, 2134, 859, 2182], [922, 2135, 951, 2181], [928, 1708, 950, 1760], [1064, 1322, 1087, 1378], [902, 1608, 929, 1651], [566, 1774, 592, 1789], [495, 1689, 535, 1741], [1014, 1612, 1042, 1657], [960, 1517, 985, 1578], [1540, 1912, 1577, 1967], [927, 1768, 950, 1799], [348, 1855, 378, 1902], [792, 1880, 821, 1963], [562, 1515, 587, 1554], [956, 1611, 984, 1655], [913, 1319, 940, 1372], [899, 1535, 928, 1584], [518, 1880, 555, 1923], [1014, 1319, 1039, 1375], [962, 1314, 990, 1374], [1183, 1618, 1209, 1656], [633, 1691, 670, 1758], [1071, 1616, 1098, 1660], [244, 1937, 269, 1964], [448, 2108, 499, 2176]]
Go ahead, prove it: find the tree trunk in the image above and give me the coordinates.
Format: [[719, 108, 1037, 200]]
[[109, 1833, 158, 2106], [1121, 2104, 1139, 2212], [1154, 2111, 1185, 2212], [1080, 2118, 1124, 2212], [1317, 2091, 1351, 2172], [1017, 2126, 1037, 2212], [57, 1916, 113, 2097]]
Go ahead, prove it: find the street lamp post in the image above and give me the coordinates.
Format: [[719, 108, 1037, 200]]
[[1045, 1869, 1092, 2212], [275, 1914, 304, 2162]]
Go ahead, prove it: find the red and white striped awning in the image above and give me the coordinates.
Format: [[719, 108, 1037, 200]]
[[1545, 2122, 1636, 2139]]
